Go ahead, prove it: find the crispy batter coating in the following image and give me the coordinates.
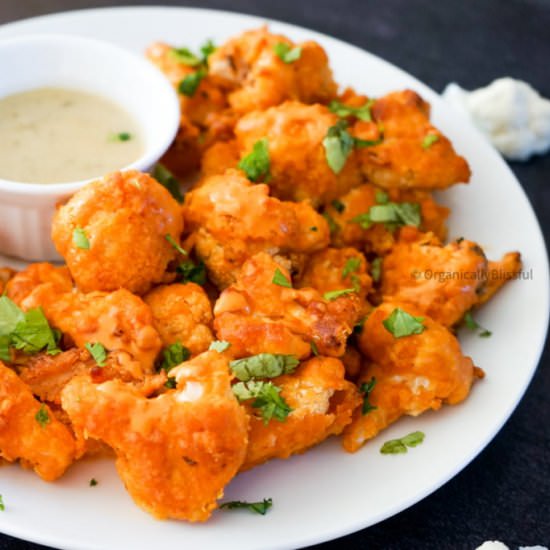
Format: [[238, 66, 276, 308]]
[[343, 302, 478, 452], [184, 169, 329, 288], [297, 247, 373, 304], [476, 252, 522, 306], [380, 229, 488, 326], [0, 362, 76, 481], [235, 101, 361, 204], [201, 140, 240, 177], [213, 253, 361, 359], [52, 171, 183, 295], [242, 356, 361, 469], [353, 90, 471, 190], [146, 42, 228, 128], [144, 283, 214, 354], [61, 351, 248, 521], [323, 183, 450, 255], [15, 348, 156, 405], [208, 27, 337, 114], [0, 267, 15, 294], [8, 266, 162, 372]]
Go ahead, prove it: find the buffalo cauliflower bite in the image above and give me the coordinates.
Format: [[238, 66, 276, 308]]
[[183, 169, 329, 288], [234, 101, 361, 204], [323, 184, 450, 255], [476, 251, 522, 306], [242, 356, 362, 470], [213, 253, 361, 359], [343, 302, 479, 452], [61, 351, 248, 522], [380, 229, 489, 327], [297, 247, 373, 304], [208, 27, 337, 114], [51, 171, 183, 295], [0, 362, 76, 481], [144, 283, 214, 354], [353, 90, 471, 190], [8, 267, 162, 373]]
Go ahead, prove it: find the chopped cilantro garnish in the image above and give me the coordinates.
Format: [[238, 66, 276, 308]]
[[165, 234, 188, 256], [322, 212, 340, 234], [323, 288, 356, 301], [85, 342, 107, 367], [323, 120, 355, 174], [230, 354, 299, 382], [463, 311, 492, 338], [178, 68, 206, 97], [73, 227, 90, 250], [310, 341, 319, 356], [422, 134, 439, 149], [370, 257, 383, 283], [35, 404, 50, 428], [331, 199, 345, 213], [273, 42, 302, 63], [170, 47, 202, 67], [328, 99, 375, 122], [238, 138, 271, 182], [152, 163, 183, 203], [200, 39, 216, 61], [272, 268, 292, 288], [342, 257, 361, 279], [177, 260, 206, 285], [375, 190, 389, 204], [380, 431, 425, 454], [89, 478, 98, 487], [0, 494, 4, 511], [360, 377, 377, 415], [209, 340, 231, 353], [232, 381, 292, 424], [383, 308, 425, 338], [220, 498, 272, 515], [351, 201, 421, 231], [160, 342, 190, 377]]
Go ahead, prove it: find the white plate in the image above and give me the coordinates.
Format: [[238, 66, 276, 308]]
[[0, 7, 548, 550]]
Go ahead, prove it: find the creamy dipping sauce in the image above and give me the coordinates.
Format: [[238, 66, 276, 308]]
[[0, 87, 144, 183]]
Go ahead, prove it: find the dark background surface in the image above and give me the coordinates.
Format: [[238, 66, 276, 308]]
[[0, 1, 548, 549]]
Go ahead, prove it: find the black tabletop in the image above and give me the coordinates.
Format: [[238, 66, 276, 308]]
[[0, 1, 548, 549]]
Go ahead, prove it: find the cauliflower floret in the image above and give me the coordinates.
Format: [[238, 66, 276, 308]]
[[213, 253, 361, 359], [0, 362, 76, 481], [380, 229, 493, 327], [234, 101, 361, 205], [144, 283, 214, 354], [184, 169, 329, 288], [343, 302, 480, 452], [353, 90, 471, 190], [52, 171, 183, 295], [242, 356, 361, 469], [208, 27, 337, 114], [61, 351, 249, 522]]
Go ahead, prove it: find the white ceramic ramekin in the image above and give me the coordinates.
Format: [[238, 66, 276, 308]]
[[0, 34, 180, 261]]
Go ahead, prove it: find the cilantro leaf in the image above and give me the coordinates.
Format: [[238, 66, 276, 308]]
[[380, 431, 425, 454], [209, 340, 231, 353], [165, 234, 188, 256], [11, 308, 61, 355], [463, 311, 492, 338], [160, 342, 190, 376], [177, 260, 206, 285], [328, 99, 375, 122], [0, 494, 4, 511], [170, 47, 202, 67], [352, 201, 421, 231], [422, 134, 439, 149], [331, 199, 345, 213], [272, 268, 292, 288], [0, 295, 24, 337], [178, 68, 206, 97], [323, 120, 355, 174], [35, 404, 50, 428], [383, 308, 425, 338], [200, 39, 216, 61], [310, 341, 319, 356], [108, 132, 132, 142], [73, 227, 90, 250], [90, 478, 98, 487], [342, 257, 361, 279], [375, 190, 389, 204], [85, 342, 107, 367], [322, 212, 340, 234], [232, 381, 292, 424], [238, 138, 271, 182], [360, 377, 377, 415], [220, 498, 272, 515], [273, 42, 302, 63], [350, 212, 372, 229], [323, 288, 356, 301], [230, 353, 299, 381], [152, 163, 183, 203], [370, 257, 382, 283]]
